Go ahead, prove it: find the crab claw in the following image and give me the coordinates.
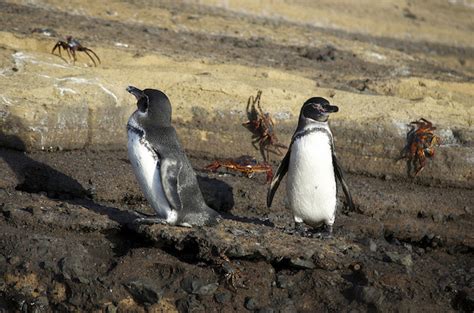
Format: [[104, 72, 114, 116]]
[[265, 168, 274, 183], [204, 161, 221, 171]]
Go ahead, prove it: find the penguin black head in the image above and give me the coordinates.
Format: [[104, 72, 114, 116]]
[[127, 86, 172, 128], [300, 97, 339, 123]]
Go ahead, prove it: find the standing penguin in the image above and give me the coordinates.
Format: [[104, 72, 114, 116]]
[[267, 97, 354, 237], [126, 86, 220, 227]]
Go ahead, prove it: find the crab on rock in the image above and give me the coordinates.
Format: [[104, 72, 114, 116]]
[[52, 36, 101, 66], [399, 118, 441, 176], [205, 155, 273, 183], [243, 90, 287, 162]]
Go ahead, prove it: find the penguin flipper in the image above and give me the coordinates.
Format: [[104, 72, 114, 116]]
[[159, 158, 182, 211], [267, 149, 290, 208], [332, 152, 355, 211]]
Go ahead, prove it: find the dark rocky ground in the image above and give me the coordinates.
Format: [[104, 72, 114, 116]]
[[0, 148, 472, 312]]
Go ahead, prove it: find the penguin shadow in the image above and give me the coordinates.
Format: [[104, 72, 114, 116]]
[[196, 175, 274, 227], [0, 133, 138, 225]]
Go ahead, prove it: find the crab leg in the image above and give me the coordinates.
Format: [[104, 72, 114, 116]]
[[65, 47, 72, 61], [70, 49, 77, 65], [83, 48, 101, 64], [51, 43, 60, 54], [82, 50, 97, 66]]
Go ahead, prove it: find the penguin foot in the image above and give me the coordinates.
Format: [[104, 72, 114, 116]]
[[282, 222, 314, 237], [284, 223, 333, 239], [311, 225, 333, 239]]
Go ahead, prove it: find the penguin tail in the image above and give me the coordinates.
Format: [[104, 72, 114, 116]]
[[180, 207, 221, 227], [204, 207, 222, 226]]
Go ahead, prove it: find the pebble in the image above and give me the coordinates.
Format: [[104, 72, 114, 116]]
[[214, 292, 231, 304], [400, 255, 413, 268], [369, 239, 377, 252], [176, 295, 205, 313], [384, 251, 413, 268], [105, 303, 117, 313], [289, 257, 315, 269], [124, 281, 163, 305], [432, 213, 444, 223], [8, 256, 20, 265], [353, 286, 384, 306], [244, 297, 257, 310], [181, 277, 218, 295], [276, 274, 294, 289]]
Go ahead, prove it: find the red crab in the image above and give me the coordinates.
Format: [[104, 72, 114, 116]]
[[205, 155, 273, 183], [399, 118, 441, 176], [242, 90, 287, 162]]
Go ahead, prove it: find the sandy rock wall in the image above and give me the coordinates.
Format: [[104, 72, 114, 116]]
[[0, 0, 473, 188]]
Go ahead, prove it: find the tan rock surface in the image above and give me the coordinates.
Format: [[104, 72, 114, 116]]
[[0, 0, 472, 186]]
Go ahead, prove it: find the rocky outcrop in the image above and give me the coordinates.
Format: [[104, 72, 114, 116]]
[[0, 30, 472, 187]]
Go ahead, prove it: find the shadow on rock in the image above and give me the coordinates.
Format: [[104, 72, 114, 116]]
[[197, 175, 234, 212], [0, 134, 90, 199], [197, 175, 273, 226], [1, 130, 268, 229], [0, 133, 139, 226]]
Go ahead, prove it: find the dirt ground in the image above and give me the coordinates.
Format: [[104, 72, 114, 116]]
[[0, 0, 473, 312], [0, 148, 472, 312]]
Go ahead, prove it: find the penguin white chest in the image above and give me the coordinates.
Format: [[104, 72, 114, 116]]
[[127, 130, 175, 221], [287, 131, 337, 226]]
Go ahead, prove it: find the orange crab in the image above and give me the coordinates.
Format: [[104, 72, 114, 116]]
[[205, 155, 273, 183], [242, 90, 287, 162], [400, 118, 441, 176]]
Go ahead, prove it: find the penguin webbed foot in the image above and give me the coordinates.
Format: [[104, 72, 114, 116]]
[[286, 222, 333, 239], [312, 224, 333, 239], [283, 222, 312, 237]]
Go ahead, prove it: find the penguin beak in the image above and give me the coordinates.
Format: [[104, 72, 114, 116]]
[[126, 86, 146, 100], [325, 105, 339, 113]]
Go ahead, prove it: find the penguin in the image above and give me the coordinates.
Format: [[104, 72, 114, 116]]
[[267, 97, 354, 237], [126, 86, 220, 227]]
